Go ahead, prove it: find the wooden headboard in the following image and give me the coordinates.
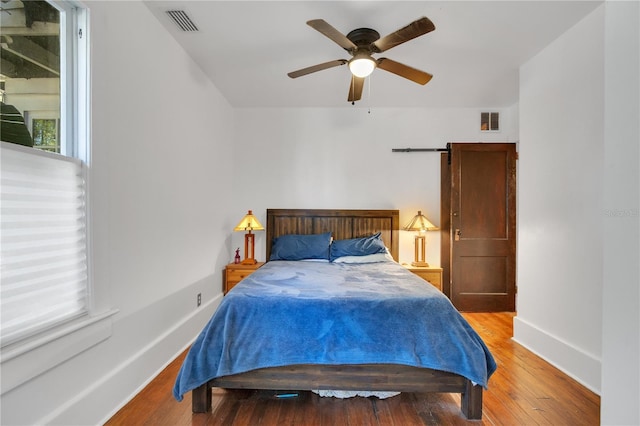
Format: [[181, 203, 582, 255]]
[[266, 209, 400, 261]]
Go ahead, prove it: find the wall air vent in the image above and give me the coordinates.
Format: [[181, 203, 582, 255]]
[[480, 112, 499, 131], [166, 10, 199, 32]]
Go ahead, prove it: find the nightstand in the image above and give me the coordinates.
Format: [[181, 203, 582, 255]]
[[224, 262, 264, 294], [403, 264, 443, 291]]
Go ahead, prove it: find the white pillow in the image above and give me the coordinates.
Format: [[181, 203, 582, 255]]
[[332, 251, 395, 264]]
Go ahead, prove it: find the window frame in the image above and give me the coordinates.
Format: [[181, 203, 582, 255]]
[[51, 0, 93, 309], [1, 1, 117, 394], [56, 0, 90, 162]]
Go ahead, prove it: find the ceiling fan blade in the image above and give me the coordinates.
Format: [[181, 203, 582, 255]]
[[287, 59, 348, 79], [376, 58, 433, 85], [347, 76, 365, 103], [307, 19, 357, 51], [372, 17, 435, 53]]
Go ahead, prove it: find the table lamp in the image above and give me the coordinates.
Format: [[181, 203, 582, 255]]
[[233, 210, 264, 265], [404, 211, 438, 267]]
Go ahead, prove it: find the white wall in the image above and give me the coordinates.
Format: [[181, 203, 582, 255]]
[[516, 4, 640, 422], [601, 1, 639, 425], [515, 5, 605, 393], [0, 2, 235, 425], [231, 106, 518, 265], [514, 7, 640, 420]]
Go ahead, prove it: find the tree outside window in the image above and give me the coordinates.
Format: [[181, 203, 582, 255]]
[[31, 118, 59, 152]]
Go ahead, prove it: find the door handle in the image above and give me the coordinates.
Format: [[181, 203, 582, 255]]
[[455, 229, 461, 241]]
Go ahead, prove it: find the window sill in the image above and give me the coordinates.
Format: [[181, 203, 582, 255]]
[[1, 309, 119, 395]]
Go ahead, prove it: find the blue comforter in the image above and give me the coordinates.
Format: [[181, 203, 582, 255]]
[[173, 260, 496, 401]]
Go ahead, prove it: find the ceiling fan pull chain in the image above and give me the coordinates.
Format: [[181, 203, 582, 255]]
[[368, 74, 372, 114], [351, 77, 356, 106]]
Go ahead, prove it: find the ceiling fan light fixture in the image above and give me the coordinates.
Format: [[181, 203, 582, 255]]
[[348, 55, 376, 78]]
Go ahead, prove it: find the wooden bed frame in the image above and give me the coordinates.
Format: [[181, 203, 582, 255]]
[[191, 209, 484, 419]]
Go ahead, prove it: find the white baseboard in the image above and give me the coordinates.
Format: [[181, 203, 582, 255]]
[[512, 316, 601, 395], [96, 295, 221, 425], [38, 292, 222, 425]]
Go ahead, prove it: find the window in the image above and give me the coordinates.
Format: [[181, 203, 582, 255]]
[[1, 0, 89, 348]]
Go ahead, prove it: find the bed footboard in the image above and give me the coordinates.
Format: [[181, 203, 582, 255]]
[[190, 367, 484, 419]]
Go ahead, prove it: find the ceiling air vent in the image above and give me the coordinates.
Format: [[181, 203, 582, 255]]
[[166, 10, 199, 32]]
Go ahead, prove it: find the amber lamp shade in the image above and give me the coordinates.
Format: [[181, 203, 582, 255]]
[[233, 210, 265, 265], [403, 211, 438, 267]]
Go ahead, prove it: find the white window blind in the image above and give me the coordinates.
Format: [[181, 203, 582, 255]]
[[1, 141, 88, 346]]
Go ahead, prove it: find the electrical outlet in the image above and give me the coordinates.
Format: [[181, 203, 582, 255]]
[[197, 293, 201, 307]]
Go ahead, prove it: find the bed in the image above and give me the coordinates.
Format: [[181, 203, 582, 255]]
[[173, 209, 496, 419]]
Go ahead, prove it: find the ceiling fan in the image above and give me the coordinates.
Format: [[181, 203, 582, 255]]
[[287, 17, 435, 103]]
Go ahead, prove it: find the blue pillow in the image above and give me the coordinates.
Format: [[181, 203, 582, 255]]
[[330, 232, 387, 262], [270, 232, 332, 261]]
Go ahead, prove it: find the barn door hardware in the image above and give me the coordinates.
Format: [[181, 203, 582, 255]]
[[392, 143, 451, 163]]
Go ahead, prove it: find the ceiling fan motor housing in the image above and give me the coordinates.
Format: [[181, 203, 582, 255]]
[[346, 28, 380, 53]]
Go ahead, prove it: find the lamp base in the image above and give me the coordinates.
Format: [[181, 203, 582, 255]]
[[241, 232, 257, 265], [411, 261, 430, 267]]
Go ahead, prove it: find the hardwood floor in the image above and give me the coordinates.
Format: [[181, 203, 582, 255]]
[[106, 313, 600, 425]]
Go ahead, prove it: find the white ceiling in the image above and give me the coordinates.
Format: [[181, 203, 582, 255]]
[[144, 1, 602, 108]]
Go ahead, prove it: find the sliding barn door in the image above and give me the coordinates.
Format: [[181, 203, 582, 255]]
[[445, 143, 517, 312]]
